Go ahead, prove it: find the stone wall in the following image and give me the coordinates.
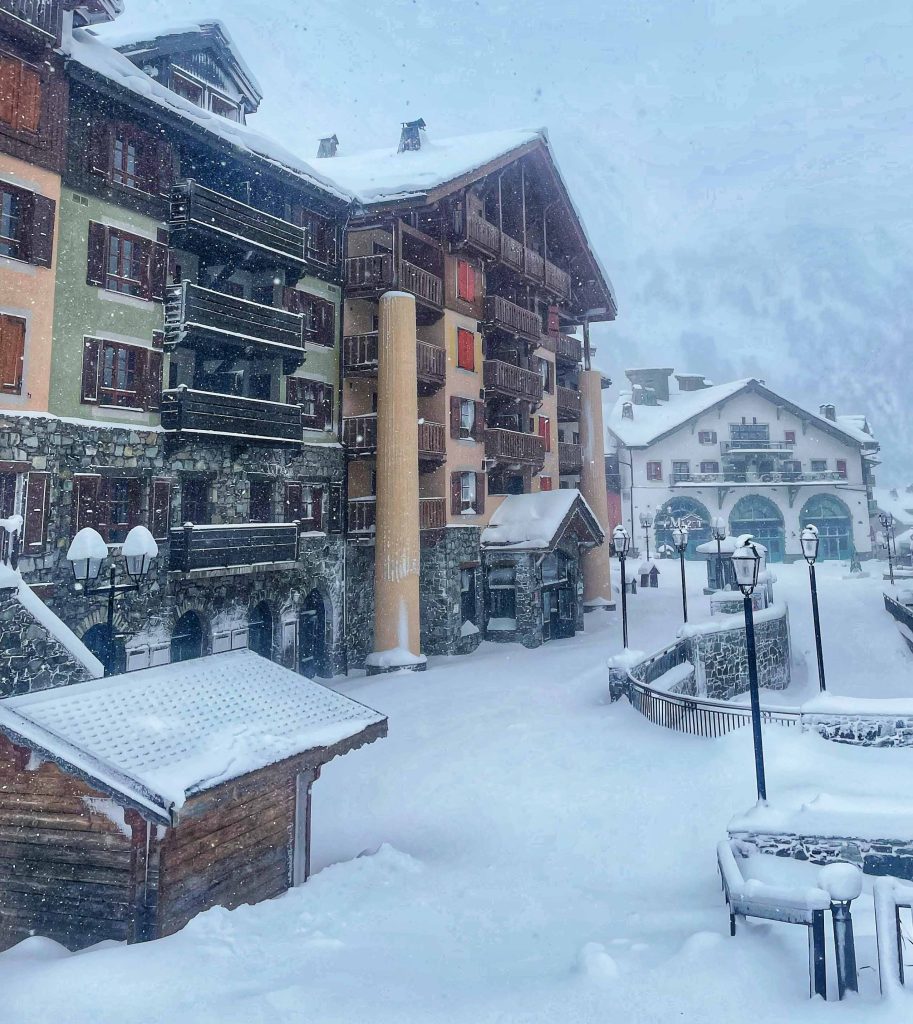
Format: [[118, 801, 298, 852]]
[[729, 829, 913, 881], [801, 706, 913, 748], [419, 526, 483, 657]]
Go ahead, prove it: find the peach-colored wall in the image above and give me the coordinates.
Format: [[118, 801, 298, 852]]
[[0, 155, 61, 412], [442, 309, 485, 525], [535, 344, 559, 487]]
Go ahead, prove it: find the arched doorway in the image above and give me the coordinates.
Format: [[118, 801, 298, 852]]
[[730, 494, 785, 562], [82, 624, 126, 675], [655, 497, 712, 559], [248, 600, 273, 660], [800, 494, 853, 560], [171, 611, 204, 663], [299, 590, 327, 678]]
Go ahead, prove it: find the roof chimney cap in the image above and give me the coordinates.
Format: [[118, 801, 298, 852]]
[[317, 134, 338, 158], [398, 118, 427, 152], [819, 403, 837, 421]]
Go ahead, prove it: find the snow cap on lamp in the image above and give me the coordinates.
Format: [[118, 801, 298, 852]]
[[66, 528, 108, 583], [732, 534, 762, 595], [801, 524, 819, 564], [612, 524, 630, 556], [122, 525, 158, 583]]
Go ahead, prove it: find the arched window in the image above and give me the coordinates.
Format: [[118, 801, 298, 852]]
[[299, 590, 328, 678], [248, 601, 273, 660], [799, 494, 853, 560], [730, 494, 785, 562], [171, 611, 204, 663], [655, 497, 711, 559]]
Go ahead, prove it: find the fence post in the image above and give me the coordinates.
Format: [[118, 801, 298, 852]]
[[831, 900, 858, 998], [809, 910, 827, 999]]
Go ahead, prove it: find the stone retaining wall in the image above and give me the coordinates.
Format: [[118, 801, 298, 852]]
[[729, 829, 913, 881]]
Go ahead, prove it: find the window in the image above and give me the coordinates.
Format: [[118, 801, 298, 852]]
[[538, 415, 551, 452], [782, 460, 801, 476], [87, 121, 172, 196], [0, 313, 25, 395], [451, 470, 484, 514], [287, 376, 333, 431], [283, 288, 336, 345], [811, 459, 827, 473], [672, 461, 690, 478], [0, 186, 20, 259], [457, 327, 475, 371], [300, 485, 324, 531], [209, 93, 240, 121], [646, 461, 662, 481], [181, 477, 210, 526], [112, 133, 140, 190], [730, 423, 769, 443], [0, 182, 54, 266], [107, 230, 144, 296], [172, 70, 204, 107], [457, 259, 475, 302], [249, 479, 273, 523], [699, 461, 719, 474], [86, 223, 166, 302], [300, 210, 337, 265], [0, 54, 41, 135], [836, 459, 847, 478], [538, 358, 552, 394], [81, 338, 162, 410], [72, 475, 142, 543], [488, 565, 516, 620], [460, 472, 476, 512], [698, 430, 717, 444], [784, 430, 796, 445], [540, 476, 553, 491], [460, 398, 475, 439]]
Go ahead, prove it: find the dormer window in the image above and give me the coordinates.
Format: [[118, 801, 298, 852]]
[[170, 69, 241, 121], [210, 93, 240, 122], [172, 70, 204, 108]]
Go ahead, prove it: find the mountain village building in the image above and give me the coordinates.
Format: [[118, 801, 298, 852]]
[[606, 369, 880, 562]]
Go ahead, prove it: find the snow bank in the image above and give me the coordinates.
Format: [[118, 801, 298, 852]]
[[364, 648, 427, 670]]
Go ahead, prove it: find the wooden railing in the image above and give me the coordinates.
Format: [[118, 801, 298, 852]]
[[0, 0, 61, 39], [170, 523, 299, 572], [160, 388, 303, 445], [342, 414, 378, 453], [524, 248, 545, 282], [484, 295, 542, 342], [544, 260, 571, 299], [400, 260, 444, 308], [348, 496, 446, 535], [344, 254, 443, 308], [484, 359, 543, 402], [164, 282, 305, 355], [485, 428, 546, 467], [417, 420, 446, 459], [466, 214, 500, 253], [558, 441, 582, 474], [500, 232, 525, 271], [341, 334, 444, 387], [555, 334, 582, 363], [419, 496, 446, 530], [416, 340, 446, 386], [556, 384, 581, 420]]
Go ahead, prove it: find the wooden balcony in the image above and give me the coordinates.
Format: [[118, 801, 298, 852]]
[[342, 333, 445, 390], [347, 496, 446, 535], [484, 295, 542, 343], [485, 427, 545, 468], [417, 420, 446, 464], [419, 496, 446, 530], [544, 260, 572, 300], [161, 388, 304, 446], [484, 359, 543, 403], [0, 0, 61, 44], [164, 283, 305, 366], [344, 254, 443, 310], [170, 180, 314, 270], [500, 232, 525, 272], [524, 248, 545, 282], [555, 334, 583, 364], [465, 214, 500, 255], [169, 522, 299, 572], [556, 384, 581, 421], [342, 415, 445, 462], [558, 441, 583, 474]]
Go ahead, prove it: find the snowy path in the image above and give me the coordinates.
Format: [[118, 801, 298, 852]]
[[2, 593, 908, 1022]]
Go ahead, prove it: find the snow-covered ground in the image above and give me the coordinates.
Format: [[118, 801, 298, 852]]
[[2, 559, 910, 1022]]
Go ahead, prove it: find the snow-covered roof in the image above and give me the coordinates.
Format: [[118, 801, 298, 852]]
[[874, 486, 913, 525], [0, 650, 386, 821], [62, 28, 352, 203], [835, 413, 874, 444], [481, 489, 603, 551]]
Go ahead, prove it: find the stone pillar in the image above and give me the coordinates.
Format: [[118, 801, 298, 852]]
[[578, 369, 614, 610], [368, 291, 425, 673]]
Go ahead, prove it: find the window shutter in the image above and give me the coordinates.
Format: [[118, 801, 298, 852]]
[[81, 338, 100, 404], [0, 56, 17, 128], [22, 473, 49, 552], [0, 316, 25, 395], [327, 484, 343, 533], [321, 384, 334, 431], [72, 475, 100, 536], [16, 63, 41, 134], [547, 305, 559, 338], [26, 192, 55, 268], [450, 472, 462, 515], [86, 222, 107, 286], [138, 238, 154, 301], [310, 486, 324, 531], [450, 395, 462, 438], [286, 376, 300, 405], [284, 482, 303, 523], [150, 478, 171, 539], [150, 241, 168, 301], [283, 287, 302, 314], [472, 401, 485, 441], [87, 120, 112, 177], [146, 350, 163, 411], [475, 473, 485, 515]]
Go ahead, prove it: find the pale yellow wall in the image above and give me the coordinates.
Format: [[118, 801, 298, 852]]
[[0, 155, 61, 412], [443, 309, 485, 525], [535, 344, 559, 487]]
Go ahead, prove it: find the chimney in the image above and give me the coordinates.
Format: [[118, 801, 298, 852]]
[[398, 118, 426, 153], [674, 372, 712, 392], [625, 367, 674, 403], [317, 134, 338, 158], [819, 403, 836, 422]]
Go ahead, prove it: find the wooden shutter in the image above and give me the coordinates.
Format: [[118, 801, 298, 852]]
[[0, 56, 16, 128], [16, 63, 41, 134], [286, 376, 301, 405], [0, 315, 25, 395], [327, 484, 343, 533], [472, 401, 485, 441], [81, 338, 100, 404], [475, 473, 485, 515], [320, 384, 334, 431], [138, 238, 155, 301], [283, 287, 302, 313], [150, 478, 171, 539], [451, 472, 462, 515], [312, 298, 335, 346], [145, 350, 163, 411], [22, 473, 49, 552], [87, 120, 112, 177], [24, 193, 55, 268], [457, 328, 474, 370], [450, 395, 462, 438], [547, 305, 559, 338], [86, 222, 107, 286], [72, 475, 100, 536], [150, 241, 168, 301], [284, 482, 303, 523], [538, 416, 550, 451]]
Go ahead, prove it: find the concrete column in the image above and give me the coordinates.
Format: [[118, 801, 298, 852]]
[[578, 369, 615, 610], [368, 291, 425, 672]]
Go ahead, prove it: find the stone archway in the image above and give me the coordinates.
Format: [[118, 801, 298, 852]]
[[171, 610, 205, 663], [81, 623, 126, 675]]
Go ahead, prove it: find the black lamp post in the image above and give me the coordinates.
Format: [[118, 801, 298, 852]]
[[879, 511, 895, 585], [66, 526, 157, 676], [639, 512, 653, 561], [801, 524, 827, 693], [712, 516, 727, 591], [672, 523, 689, 623], [732, 537, 767, 803], [613, 524, 630, 649]]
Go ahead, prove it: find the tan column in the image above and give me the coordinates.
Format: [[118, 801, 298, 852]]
[[371, 291, 424, 667], [578, 368, 614, 609]]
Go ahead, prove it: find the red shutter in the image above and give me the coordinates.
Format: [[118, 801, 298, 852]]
[[150, 241, 168, 301], [284, 482, 303, 522], [145, 350, 163, 411], [475, 473, 485, 515], [150, 478, 171, 539], [450, 395, 462, 438], [81, 338, 100, 404], [0, 315, 25, 395], [547, 305, 560, 338], [538, 416, 550, 452], [457, 328, 474, 370], [72, 475, 100, 536], [450, 472, 462, 515], [22, 473, 49, 552], [86, 222, 107, 286], [321, 384, 334, 431], [87, 120, 112, 177]]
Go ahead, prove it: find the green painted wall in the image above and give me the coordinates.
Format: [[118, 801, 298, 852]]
[[48, 188, 164, 425]]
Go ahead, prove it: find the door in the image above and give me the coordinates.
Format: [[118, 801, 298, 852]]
[[556, 586, 576, 639], [292, 772, 311, 886], [298, 590, 326, 678]]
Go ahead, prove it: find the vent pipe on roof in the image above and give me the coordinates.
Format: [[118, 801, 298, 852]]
[[317, 134, 338, 158], [820, 403, 836, 421], [398, 118, 426, 152]]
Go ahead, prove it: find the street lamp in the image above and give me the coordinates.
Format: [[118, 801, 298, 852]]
[[671, 523, 689, 623], [801, 524, 827, 693], [613, 524, 631, 649], [879, 511, 895, 585], [639, 512, 653, 560], [712, 516, 727, 591], [66, 526, 158, 676], [732, 536, 767, 803]]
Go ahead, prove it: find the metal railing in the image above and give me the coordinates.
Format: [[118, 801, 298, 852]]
[[0, 0, 61, 38], [671, 470, 848, 485], [722, 440, 796, 453]]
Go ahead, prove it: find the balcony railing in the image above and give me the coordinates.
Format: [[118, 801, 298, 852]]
[[344, 254, 443, 309], [485, 427, 546, 467], [342, 415, 445, 460], [466, 214, 500, 254], [544, 260, 571, 300], [170, 522, 298, 572], [347, 496, 446, 535], [524, 248, 545, 282], [670, 470, 849, 486], [500, 232, 525, 272], [722, 440, 796, 454], [484, 295, 542, 342], [556, 384, 581, 420], [170, 180, 313, 269], [0, 0, 61, 41], [419, 496, 446, 529], [161, 388, 303, 445], [417, 420, 446, 461], [342, 333, 445, 388], [484, 359, 543, 403], [555, 334, 582, 363], [164, 282, 305, 358], [558, 441, 583, 474], [416, 340, 446, 387]]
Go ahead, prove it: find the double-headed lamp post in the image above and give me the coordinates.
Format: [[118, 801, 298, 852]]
[[732, 537, 767, 803], [712, 517, 727, 591], [613, 524, 631, 649], [671, 523, 689, 623], [801, 524, 827, 693], [639, 512, 653, 561], [66, 525, 158, 676], [879, 511, 895, 585]]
